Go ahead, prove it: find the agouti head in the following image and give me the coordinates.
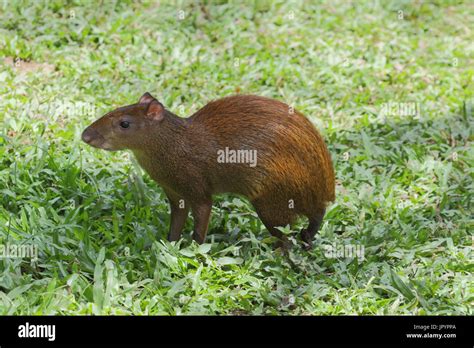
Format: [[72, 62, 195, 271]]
[[81, 92, 165, 151]]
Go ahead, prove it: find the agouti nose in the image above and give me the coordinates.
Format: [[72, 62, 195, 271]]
[[81, 127, 99, 144]]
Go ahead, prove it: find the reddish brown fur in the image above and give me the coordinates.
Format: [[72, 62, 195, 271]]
[[82, 93, 335, 249]]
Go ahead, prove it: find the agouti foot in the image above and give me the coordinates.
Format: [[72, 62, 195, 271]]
[[300, 229, 314, 250], [302, 240, 313, 251], [275, 239, 292, 253]]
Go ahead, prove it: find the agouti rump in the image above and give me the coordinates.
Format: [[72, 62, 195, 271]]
[[82, 93, 335, 249]]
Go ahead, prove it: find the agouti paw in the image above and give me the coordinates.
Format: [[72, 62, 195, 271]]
[[300, 229, 313, 250]]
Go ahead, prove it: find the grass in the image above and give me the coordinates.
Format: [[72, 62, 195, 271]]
[[0, 0, 472, 315]]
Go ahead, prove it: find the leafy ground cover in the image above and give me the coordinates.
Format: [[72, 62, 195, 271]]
[[0, 0, 472, 314]]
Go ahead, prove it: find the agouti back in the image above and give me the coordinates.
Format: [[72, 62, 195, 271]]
[[82, 93, 335, 249]]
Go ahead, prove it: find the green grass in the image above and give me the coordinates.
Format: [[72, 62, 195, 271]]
[[0, 0, 472, 315]]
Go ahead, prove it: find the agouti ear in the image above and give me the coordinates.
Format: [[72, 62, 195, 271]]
[[139, 92, 156, 104], [146, 100, 165, 121]]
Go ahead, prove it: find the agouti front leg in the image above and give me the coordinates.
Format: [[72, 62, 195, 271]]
[[191, 200, 212, 244], [166, 191, 190, 242]]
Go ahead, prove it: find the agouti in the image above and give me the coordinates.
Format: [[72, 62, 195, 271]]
[[82, 93, 335, 249]]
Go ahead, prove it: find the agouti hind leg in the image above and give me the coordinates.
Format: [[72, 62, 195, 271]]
[[301, 208, 326, 250], [190, 200, 212, 244], [253, 204, 291, 250]]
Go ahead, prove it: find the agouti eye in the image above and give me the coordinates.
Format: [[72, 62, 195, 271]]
[[120, 121, 130, 129]]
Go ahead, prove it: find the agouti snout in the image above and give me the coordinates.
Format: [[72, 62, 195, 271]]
[[82, 93, 335, 249]]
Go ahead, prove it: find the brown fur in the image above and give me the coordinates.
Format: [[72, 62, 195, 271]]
[[82, 93, 335, 249]]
